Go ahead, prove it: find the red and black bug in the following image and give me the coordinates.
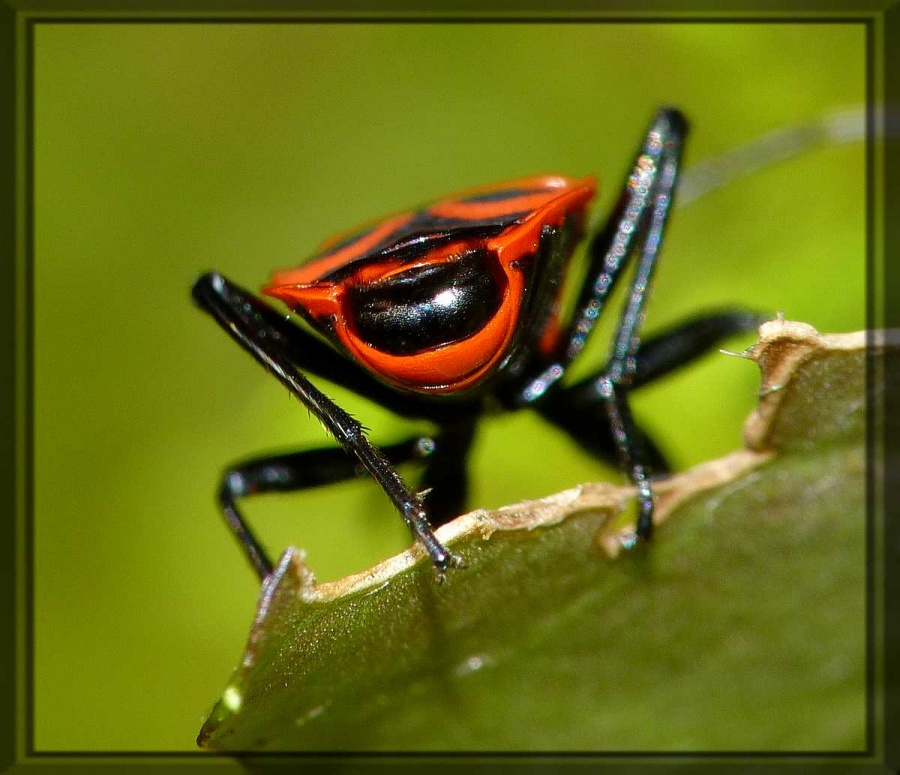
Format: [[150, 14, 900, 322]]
[[193, 109, 763, 581]]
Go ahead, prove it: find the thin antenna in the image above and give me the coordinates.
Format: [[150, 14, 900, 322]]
[[678, 106, 876, 207]]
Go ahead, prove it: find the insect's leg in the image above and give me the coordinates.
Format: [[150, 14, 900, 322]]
[[192, 271, 460, 576], [599, 307, 769, 544], [627, 308, 767, 390], [569, 110, 688, 367], [218, 438, 433, 581], [512, 109, 688, 405], [537, 388, 670, 475], [581, 111, 688, 540], [513, 109, 687, 540], [418, 419, 478, 527], [537, 308, 765, 474]]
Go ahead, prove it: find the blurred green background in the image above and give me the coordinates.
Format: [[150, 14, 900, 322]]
[[32, 22, 866, 751]]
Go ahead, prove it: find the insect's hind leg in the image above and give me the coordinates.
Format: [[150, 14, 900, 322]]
[[628, 308, 768, 389], [538, 307, 766, 476], [219, 438, 435, 581], [537, 392, 671, 475]]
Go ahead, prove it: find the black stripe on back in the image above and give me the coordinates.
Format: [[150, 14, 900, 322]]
[[458, 187, 549, 204], [319, 209, 527, 282]]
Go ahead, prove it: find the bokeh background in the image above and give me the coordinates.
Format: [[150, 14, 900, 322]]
[[32, 22, 866, 750]]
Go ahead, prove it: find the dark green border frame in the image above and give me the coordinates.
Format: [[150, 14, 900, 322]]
[[883, 2, 900, 773], [3, 2, 896, 773]]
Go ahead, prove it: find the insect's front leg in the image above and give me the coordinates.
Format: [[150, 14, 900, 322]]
[[595, 376, 655, 541], [192, 270, 462, 578], [512, 109, 691, 541], [586, 114, 683, 540]]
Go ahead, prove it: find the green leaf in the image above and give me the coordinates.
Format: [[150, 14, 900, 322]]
[[198, 320, 879, 751]]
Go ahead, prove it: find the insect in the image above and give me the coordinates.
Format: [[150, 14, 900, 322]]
[[192, 108, 762, 582]]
